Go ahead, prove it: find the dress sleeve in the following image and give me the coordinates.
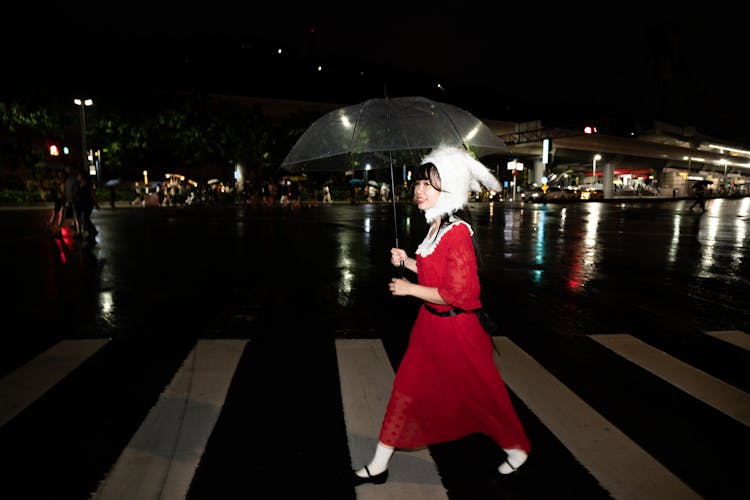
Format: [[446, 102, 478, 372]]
[[436, 224, 482, 310]]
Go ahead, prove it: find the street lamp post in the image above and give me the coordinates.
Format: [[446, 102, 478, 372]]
[[592, 154, 602, 187], [507, 159, 524, 201], [74, 98, 93, 174]]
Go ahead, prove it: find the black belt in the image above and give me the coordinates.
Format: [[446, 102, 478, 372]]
[[423, 303, 476, 317]]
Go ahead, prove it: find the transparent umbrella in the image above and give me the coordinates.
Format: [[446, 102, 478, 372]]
[[280, 96, 509, 247]]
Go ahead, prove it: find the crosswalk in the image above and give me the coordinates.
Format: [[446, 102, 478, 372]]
[[591, 334, 750, 427], [703, 330, 750, 351], [0, 338, 110, 427], [90, 340, 247, 500], [1, 330, 748, 499], [492, 336, 699, 500]]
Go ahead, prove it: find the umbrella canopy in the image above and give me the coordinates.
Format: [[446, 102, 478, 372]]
[[348, 178, 364, 186], [280, 96, 509, 249], [280, 96, 509, 173], [104, 178, 121, 187], [367, 180, 379, 187]]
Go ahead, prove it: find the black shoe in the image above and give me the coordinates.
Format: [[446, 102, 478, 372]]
[[352, 466, 388, 486]]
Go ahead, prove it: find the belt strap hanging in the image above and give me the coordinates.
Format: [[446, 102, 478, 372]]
[[423, 303, 471, 316]]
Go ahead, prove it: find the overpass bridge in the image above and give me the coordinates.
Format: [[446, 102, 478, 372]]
[[483, 119, 750, 199]]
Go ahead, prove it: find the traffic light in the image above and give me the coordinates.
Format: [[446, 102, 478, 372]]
[[49, 144, 60, 156], [583, 126, 598, 134]]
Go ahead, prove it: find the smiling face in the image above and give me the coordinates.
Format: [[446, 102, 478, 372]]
[[414, 179, 439, 210], [413, 162, 442, 211]]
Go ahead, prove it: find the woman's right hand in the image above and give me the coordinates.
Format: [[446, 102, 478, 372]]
[[390, 248, 408, 267]]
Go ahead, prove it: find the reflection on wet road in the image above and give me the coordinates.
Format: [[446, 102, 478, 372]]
[[2, 198, 748, 348]]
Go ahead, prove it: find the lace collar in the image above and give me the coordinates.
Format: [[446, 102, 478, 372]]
[[416, 218, 473, 257]]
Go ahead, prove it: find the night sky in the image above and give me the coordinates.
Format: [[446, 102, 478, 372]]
[[4, 2, 746, 143]]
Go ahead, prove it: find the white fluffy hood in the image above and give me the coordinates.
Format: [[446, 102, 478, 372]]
[[421, 145, 501, 223]]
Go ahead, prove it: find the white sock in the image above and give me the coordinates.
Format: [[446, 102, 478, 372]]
[[355, 442, 394, 477], [499, 448, 528, 474]]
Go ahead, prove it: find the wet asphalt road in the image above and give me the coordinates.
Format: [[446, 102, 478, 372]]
[[1, 197, 748, 499]]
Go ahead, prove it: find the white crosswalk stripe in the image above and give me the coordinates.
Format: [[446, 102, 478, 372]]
[[91, 339, 248, 500], [704, 330, 750, 351], [0, 338, 109, 427], [591, 333, 750, 427], [1, 331, 747, 499], [494, 336, 701, 500]]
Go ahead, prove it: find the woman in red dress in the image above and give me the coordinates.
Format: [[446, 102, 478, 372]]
[[352, 145, 531, 486]]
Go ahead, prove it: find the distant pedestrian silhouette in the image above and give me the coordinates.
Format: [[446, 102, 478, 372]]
[[47, 173, 65, 230], [76, 175, 100, 240], [61, 166, 81, 234], [689, 181, 707, 213]]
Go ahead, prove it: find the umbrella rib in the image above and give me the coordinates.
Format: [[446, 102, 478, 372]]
[[349, 100, 370, 170], [437, 102, 470, 152]]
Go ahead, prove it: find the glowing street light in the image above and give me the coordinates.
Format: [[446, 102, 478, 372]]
[[719, 158, 728, 180], [592, 154, 602, 186], [73, 98, 93, 173]]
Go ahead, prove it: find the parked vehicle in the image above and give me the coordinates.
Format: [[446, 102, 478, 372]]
[[579, 188, 604, 200], [519, 187, 540, 202], [522, 186, 574, 202]]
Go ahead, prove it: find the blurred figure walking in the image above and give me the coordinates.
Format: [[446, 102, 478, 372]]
[[322, 183, 332, 204], [76, 175, 100, 240], [689, 181, 707, 213], [47, 173, 65, 230], [60, 166, 81, 234]]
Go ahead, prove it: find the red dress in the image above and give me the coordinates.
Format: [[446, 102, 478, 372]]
[[379, 221, 530, 452]]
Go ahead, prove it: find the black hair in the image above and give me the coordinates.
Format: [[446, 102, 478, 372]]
[[415, 162, 442, 192]]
